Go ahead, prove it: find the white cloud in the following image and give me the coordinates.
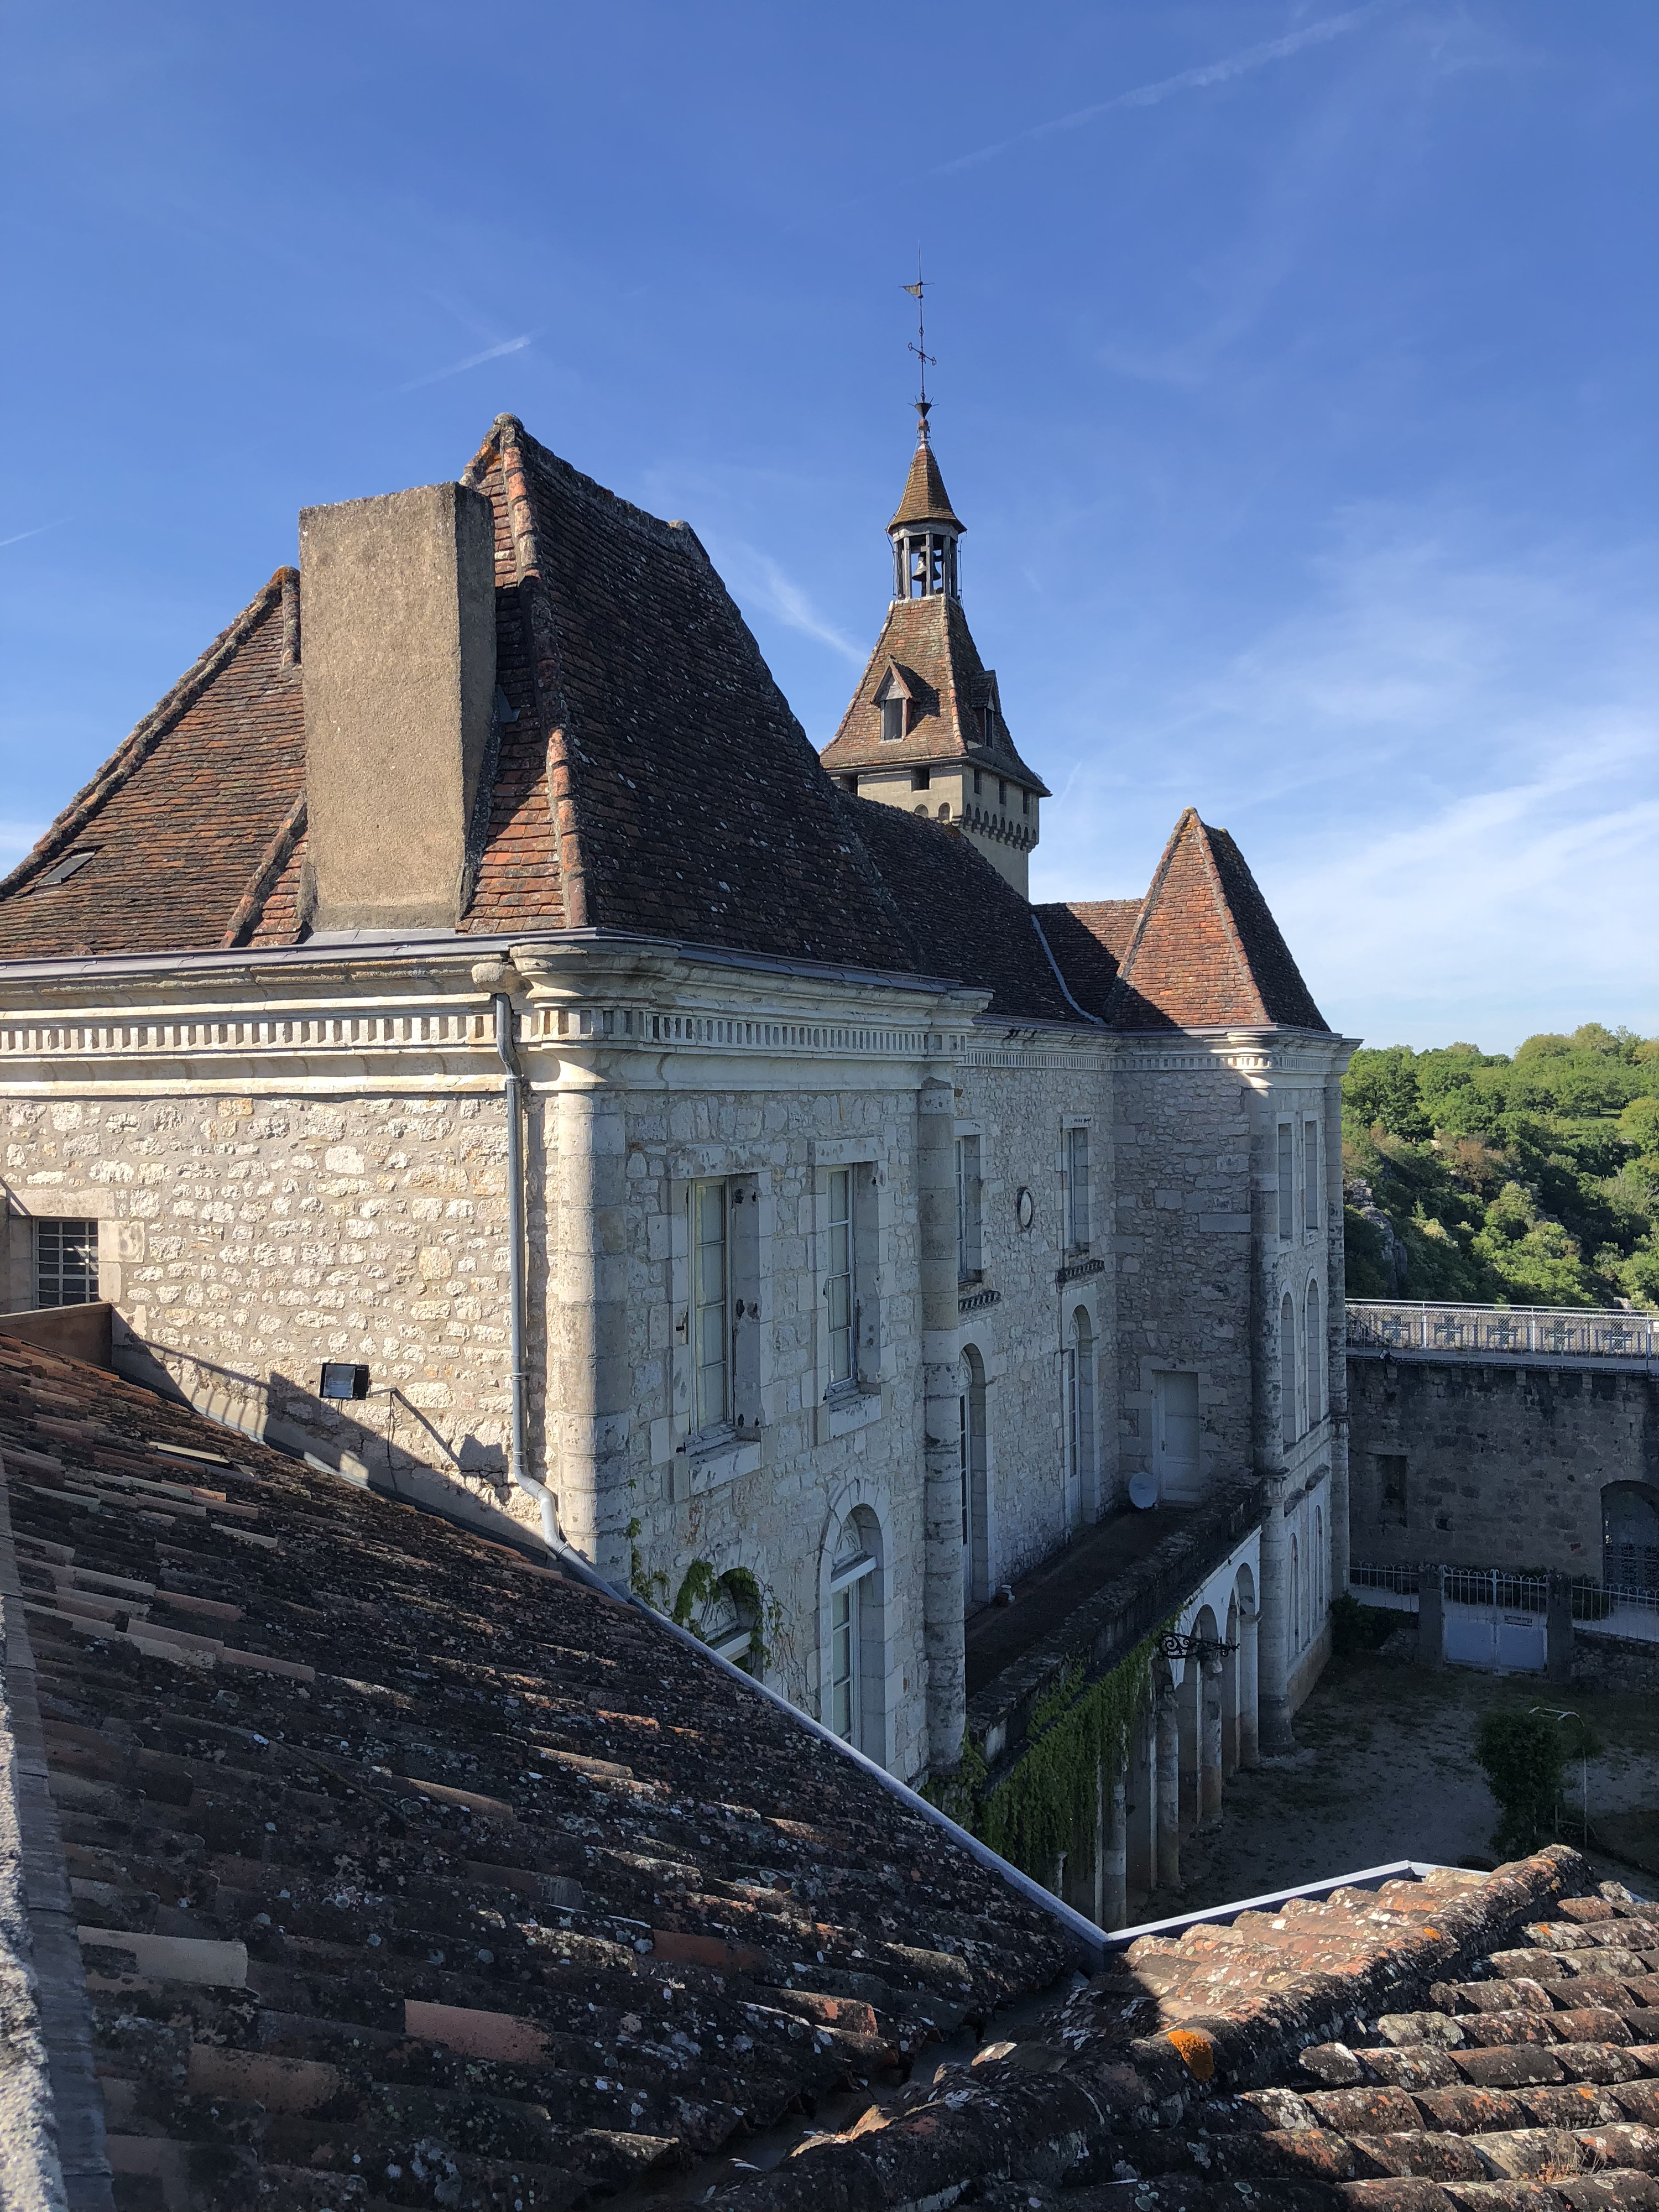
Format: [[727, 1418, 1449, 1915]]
[[1032, 507, 1659, 1051], [937, 1, 1403, 176], [711, 541, 867, 667], [0, 820, 45, 864]]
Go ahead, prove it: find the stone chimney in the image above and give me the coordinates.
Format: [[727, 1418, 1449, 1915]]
[[299, 482, 497, 934]]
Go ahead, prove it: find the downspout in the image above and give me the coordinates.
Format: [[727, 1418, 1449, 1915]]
[[472, 957, 558, 1547]]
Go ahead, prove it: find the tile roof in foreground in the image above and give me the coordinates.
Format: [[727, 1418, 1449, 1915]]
[[713, 1844, 1659, 2210], [0, 1332, 1072, 2210]]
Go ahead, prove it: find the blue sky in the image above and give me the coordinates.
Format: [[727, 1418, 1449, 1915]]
[[2, 1, 1654, 1052]]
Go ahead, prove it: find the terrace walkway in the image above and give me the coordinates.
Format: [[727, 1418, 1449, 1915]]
[[1349, 1298, 1659, 1369]]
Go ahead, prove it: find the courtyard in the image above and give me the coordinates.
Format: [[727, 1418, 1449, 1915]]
[[1141, 1630, 1659, 1921]]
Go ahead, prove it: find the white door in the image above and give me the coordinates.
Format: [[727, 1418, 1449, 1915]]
[[1154, 1372, 1201, 1501]]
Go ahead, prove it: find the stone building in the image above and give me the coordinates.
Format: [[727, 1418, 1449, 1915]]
[[0, 410, 1354, 1913]]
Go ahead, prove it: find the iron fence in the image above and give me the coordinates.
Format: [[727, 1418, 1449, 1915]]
[[1349, 1563, 1659, 1644], [1349, 1300, 1659, 1362]]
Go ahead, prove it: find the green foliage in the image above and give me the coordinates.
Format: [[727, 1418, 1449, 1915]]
[[1474, 1709, 1566, 1858], [625, 1536, 780, 1674], [1473, 1707, 1600, 1859], [1329, 1593, 1400, 1656], [933, 1623, 1171, 1881], [1343, 1025, 1659, 1311]]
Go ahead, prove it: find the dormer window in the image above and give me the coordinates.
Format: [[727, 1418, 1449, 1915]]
[[881, 696, 904, 743], [983, 703, 995, 745]]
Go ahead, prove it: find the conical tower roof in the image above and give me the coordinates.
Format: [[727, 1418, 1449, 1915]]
[[889, 416, 964, 533]]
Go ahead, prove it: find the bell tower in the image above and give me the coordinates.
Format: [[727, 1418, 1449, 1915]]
[[820, 413, 1049, 899]]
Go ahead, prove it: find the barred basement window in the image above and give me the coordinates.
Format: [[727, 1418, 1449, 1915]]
[[35, 1218, 98, 1307]]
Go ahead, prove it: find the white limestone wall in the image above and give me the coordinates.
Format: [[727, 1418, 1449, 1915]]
[[2, 1086, 523, 1502], [1112, 1044, 1258, 1500], [951, 1041, 1115, 1592]]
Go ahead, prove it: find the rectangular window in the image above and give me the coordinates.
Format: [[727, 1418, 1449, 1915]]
[[1021, 788, 1030, 816], [1064, 1125, 1090, 1253], [1277, 1123, 1294, 1240], [955, 1134, 982, 1282], [983, 703, 995, 745], [691, 1180, 730, 1432], [34, 1218, 98, 1308], [911, 766, 931, 791], [973, 768, 982, 795], [1378, 1453, 1408, 1526], [1304, 1118, 1321, 1234], [881, 697, 904, 742], [997, 778, 1007, 806], [826, 1168, 854, 1387]]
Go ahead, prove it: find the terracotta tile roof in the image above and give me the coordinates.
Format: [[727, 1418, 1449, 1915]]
[[0, 1333, 1073, 2209], [819, 592, 1050, 793], [888, 424, 964, 531], [1106, 806, 1329, 1034], [1031, 899, 1144, 1020], [0, 576, 305, 962], [713, 1845, 1659, 2209], [836, 799, 1082, 1023]]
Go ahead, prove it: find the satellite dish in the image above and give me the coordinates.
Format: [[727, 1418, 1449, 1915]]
[[1129, 1472, 1158, 1510]]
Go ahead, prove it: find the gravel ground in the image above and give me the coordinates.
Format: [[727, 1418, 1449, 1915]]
[[1136, 1635, 1659, 1921]]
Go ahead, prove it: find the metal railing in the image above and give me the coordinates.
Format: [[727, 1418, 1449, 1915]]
[[1349, 1300, 1659, 1362], [1350, 1562, 1659, 1644]]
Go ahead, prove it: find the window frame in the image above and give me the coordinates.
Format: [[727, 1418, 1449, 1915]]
[[690, 1178, 732, 1434], [34, 1217, 99, 1308], [954, 1133, 983, 1284], [825, 1167, 855, 1389], [1063, 1123, 1091, 1255], [1276, 1122, 1295, 1241], [1304, 1116, 1321, 1235], [827, 1551, 876, 1746]]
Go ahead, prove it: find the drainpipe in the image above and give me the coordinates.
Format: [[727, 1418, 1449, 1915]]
[[472, 957, 557, 1547]]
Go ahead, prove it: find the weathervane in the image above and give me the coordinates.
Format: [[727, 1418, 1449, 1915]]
[[902, 252, 935, 424]]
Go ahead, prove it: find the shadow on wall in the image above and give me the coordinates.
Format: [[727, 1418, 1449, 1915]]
[[112, 1327, 509, 1501]]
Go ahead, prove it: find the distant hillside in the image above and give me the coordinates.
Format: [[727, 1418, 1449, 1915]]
[[1343, 1025, 1659, 1311]]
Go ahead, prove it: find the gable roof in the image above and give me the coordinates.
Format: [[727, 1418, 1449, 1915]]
[[819, 592, 1048, 792], [0, 1331, 1072, 2209], [0, 575, 306, 962], [888, 422, 964, 532], [1105, 807, 1328, 1033]]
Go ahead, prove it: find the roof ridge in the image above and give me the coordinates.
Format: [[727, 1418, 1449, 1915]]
[[0, 570, 293, 902], [220, 790, 309, 950]]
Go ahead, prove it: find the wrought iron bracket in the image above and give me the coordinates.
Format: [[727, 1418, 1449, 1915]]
[[1157, 1629, 1238, 1665]]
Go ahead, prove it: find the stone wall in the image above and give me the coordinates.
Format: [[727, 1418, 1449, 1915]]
[[1348, 1350, 1659, 1577], [3, 1086, 521, 1507]]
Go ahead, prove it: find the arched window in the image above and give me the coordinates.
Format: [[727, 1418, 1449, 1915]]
[[1063, 1307, 1095, 1533], [1280, 1293, 1298, 1449], [1290, 1535, 1301, 1651], [826, 1507, 884, 1756], [1305, 1281, 1323, 1427]]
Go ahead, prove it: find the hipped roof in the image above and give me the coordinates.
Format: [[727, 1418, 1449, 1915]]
[[0, 420, 1324, 1037]]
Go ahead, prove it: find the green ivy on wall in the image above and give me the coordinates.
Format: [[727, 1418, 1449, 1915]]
[[927, 1618, 1173, 1881]]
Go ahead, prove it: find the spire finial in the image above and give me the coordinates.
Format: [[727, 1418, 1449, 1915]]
[[902, 250, 935, 432]]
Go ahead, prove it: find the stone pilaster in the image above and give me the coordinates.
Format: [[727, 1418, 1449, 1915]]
[[1258, 1474, 1294, 1752], [551, 1067, 632, 1586], [919, 1067, 966, 1771]]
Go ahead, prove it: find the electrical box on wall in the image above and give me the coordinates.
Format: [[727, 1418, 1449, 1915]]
[[320, 1363, 371, 1401]]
